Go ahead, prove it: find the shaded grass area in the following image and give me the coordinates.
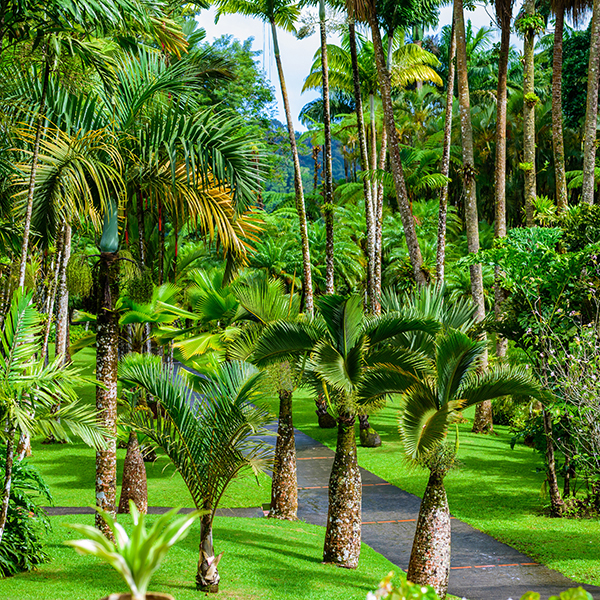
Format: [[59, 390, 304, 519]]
[[275, 391, 600, 587], [2, 515, 403, 600], [28, 347, 271, 509]]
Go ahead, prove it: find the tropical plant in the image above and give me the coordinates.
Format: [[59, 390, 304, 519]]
[[66, 501, 202, 600], [400, 329, 546, 599], [253, 294, 438, 568], [118, 354, 273, 592]]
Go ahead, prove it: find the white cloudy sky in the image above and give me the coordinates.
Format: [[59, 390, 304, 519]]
[[196, 3, 524, 131]]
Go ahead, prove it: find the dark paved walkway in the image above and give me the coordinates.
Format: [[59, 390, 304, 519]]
[[48, 424, 600, 600]]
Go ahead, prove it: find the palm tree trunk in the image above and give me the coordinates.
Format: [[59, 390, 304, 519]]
[[323, 415, 361, 568], [455, 0, 492, 433], [523, 0, 537, 223], [42, 233, 63, 365], [117, 431, 148, 514], [268, 388, 298, 520], [270, 20, 314, 314], [158, 198, 165, 285], [196, 512, 222, 593], [319, 0, 335, 295], [494, 5, 511, 361], [542, 407, 565, 516], [582, 0, 600, 204], [552, 6, 568, 212], [95, 251, 119, 540], [348, 19, 377, 313], [55, 221, 71, 363], [0, 426, 16, 545], [436, 19, 456, 287], [368, 15, 427, 286], [18, 58, 50, 288], [407, 469, 451, 600]]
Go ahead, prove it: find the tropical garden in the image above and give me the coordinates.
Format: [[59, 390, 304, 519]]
[[1, 0, 600, 598]]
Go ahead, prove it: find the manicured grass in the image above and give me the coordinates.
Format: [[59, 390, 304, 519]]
[[274, 391, 600, 587], [1, 515, 405, 600]]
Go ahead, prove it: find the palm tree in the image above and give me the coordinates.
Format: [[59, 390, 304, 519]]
[[119, 355, 273, 592], [253, 295, 438, 568], [402, 330, 546, 599], [0, 289, 107, 544], [582, 0, 600, 204], [216, 0, 315, 313]]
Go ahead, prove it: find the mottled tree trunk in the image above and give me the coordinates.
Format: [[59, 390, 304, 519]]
[[196, 512, 222, 593], [582, 0, 600, 204], [269, 389, 297, 520], [523, 0, 537, 223], [41, 232, 63, 365], [0, 427, 16, 545], [542, 407, 565, 516], [270, 20, 314, 314], [552, 7, 568, 212], [117, 432, 148, 514], [368, 15, 427, 286], [323, 415, 361, 568], [55, 221, 71, 363], [18, 58, 49, 288], [436, 19, 456, 287], [407, 470, 451, 599], [95, 252, 119, 540], [348, 20, 377, 312]]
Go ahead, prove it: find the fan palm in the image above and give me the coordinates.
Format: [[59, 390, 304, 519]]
[[0, 289, 107, 544], [119, 355, 273, 592], [253, 294, 438, 568], [401, 329, 546, 599]]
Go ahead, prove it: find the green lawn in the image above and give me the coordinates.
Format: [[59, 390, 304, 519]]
[[272, 391, 600, 587], [2, 515, 405, 600]]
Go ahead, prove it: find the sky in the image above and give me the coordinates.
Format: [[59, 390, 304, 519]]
[[196, 3, 518, 132]]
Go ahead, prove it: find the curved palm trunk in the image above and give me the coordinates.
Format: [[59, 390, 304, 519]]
[[368, 16, 426, 286], [55, 221, 72, 363], [407, 469, 451, 599], [117, 431, 148, 514], [95, 251, 119, 540], [323, 415, 361, 568], [268, 388, 298, 520], [436, 19, 456, 287], [196, 512, 223, 593], [0, 427, 16, 545], [455, 0, 491, 433], [552, 7, 568, 212], [270, 20, 314, 314], [348, 19, 377, 312], [18, 58, 50, 288], [582, 0, 600, 204], [319, 0, 335, 295], [523, 0, 537, 223]]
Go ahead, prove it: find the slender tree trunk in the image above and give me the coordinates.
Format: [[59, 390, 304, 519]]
[[117, 432, 148, 515], [95, 252, 119, 540], [407, 469, 450, 599], [323, 415, 361, 568], [368, 15, 426, 286], [374, 120, 387, 307], [136, 192, 152, 355], [0, 426, 16, 545], [42, 233, 63, 365], [18, 58, 50, 288], [270, 20, 314, 314], [269, 388, 298, 520], [542, 407, 565, 516], [319, 0, 335, 295], [158, 198, 164, 285], [523, 0, 537, 223], [55, 221, 71, 363], [196, 512, 222, 593], [348, 20, 377, 313], [436, 19, 456, 287], [494, 7, 511, 361], [552, 7, 568, 212], [582, 0, 600, 204], [455, 0, 492, 432]]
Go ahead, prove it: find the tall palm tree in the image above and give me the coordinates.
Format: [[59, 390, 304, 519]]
[[119, 355, 273, 592], [216, 0, 315, 313], [253, 295, 438, 568], [402, 330, 545, 599], [582, 0, 600, 204]]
